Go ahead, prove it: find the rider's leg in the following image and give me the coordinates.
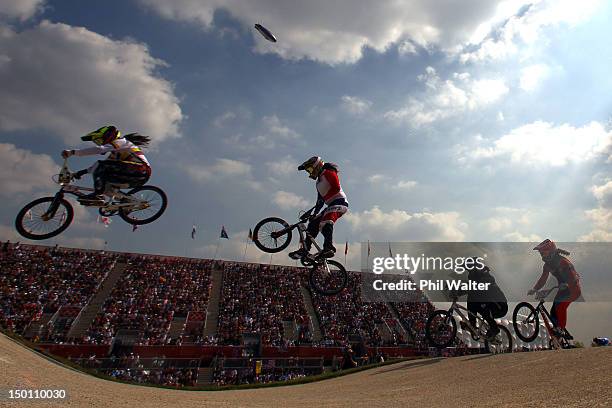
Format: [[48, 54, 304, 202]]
[[551, 285, 580, 330], [80, 161, 109, 203], [318, 205, 348, 257], [467, 302, 479, 327]]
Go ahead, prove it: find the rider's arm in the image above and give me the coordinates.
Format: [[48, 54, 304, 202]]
[[72, 145, 128, 156], [532, 265, 550, 291]]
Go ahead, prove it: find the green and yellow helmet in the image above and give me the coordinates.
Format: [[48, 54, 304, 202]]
[[81, 125, 121, 145]]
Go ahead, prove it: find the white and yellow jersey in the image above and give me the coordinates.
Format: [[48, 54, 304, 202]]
[[74, 138, 150, 167]]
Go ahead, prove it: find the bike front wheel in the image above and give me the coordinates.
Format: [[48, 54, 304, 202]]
[[252, 217, 292, 253], [15, 196, 74, 240], [425, 310, 458, 348], [309, 259, 348, 296], [512, 302, 540, 343], [118, 185, 167, 225]]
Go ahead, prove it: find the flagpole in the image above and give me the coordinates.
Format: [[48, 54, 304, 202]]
[[213, 237, 221, 260], [242, 238, 248, 261]]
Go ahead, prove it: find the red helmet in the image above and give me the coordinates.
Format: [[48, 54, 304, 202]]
[[533, 239, 556, 252], [534, 239, 557, 262]]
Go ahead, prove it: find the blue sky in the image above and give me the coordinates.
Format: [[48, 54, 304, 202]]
[[0, 0, 610, 268]]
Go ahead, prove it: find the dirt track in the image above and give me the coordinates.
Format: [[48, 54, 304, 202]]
[[1, 334, 611, 407]]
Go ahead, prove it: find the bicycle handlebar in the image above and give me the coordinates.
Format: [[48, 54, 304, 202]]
[[535, 286, 559, 301]]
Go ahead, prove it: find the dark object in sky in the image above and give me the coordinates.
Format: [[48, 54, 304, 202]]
[[254, 24, 277, 42]]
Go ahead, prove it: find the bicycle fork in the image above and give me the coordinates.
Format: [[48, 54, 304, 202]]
[[42, 191, 66, 220]]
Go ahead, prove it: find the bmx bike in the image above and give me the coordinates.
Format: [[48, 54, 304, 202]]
[[15, 158, 167, 240], [425, 295, 513, 354], [512, 286, 574, 350], [252, 207, 348, 296]]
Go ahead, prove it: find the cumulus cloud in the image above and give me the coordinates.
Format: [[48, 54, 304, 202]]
[[345, 206, 467, 241], [0, 0, 44, 21], [469, 121, 612, 166], [340, 95, 372, 115], [138, 0, 519, 65], [395, 180, 417, 190], [384, 67, 508, 126], [579, 180, 612, 241], [0, 21, 182, 142], [0, 224, 107, 249], [503, 231, 542, 242], [266, 155, 297, 176], [519, 63, 551, 91], [184, 158, 250, 180], [484, 207, 531, 232], [272, 191, 308, 210], [0, 143, 58, 197], [250, 115, 301, 148], [459, 0, 604, 63]]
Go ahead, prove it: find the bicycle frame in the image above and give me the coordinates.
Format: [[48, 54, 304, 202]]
[[43, 159, 148, 218], [446, 300, 489, 340], [524, 287, 569, 349]]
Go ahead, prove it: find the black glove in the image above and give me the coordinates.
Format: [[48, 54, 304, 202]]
[[73, 169, 88, 180]]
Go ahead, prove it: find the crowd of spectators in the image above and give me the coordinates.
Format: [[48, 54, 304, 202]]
[[83, 256, 213, 345], [309, 273, 398, 347], [1, 244, 441, 351], [104, 367, 198, 387], [0, 243, 115, 337], [217, 262, 308, 346]]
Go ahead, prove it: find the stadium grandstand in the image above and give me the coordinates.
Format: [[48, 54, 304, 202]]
[[0, 242, 547, 387]]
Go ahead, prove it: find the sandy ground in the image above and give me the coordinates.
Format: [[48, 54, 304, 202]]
[[1, 334, 611, 408]]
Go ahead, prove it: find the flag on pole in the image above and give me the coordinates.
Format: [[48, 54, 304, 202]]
[[248, 228, 253, 241], [388, 242, 393, 257], [220, 225, 229, 239], [367, 240, 371, 257], [345, 241, 348, 255], [191, 225, 197, 239]]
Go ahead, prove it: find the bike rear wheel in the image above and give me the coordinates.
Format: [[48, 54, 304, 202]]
[[118, 186, 167, 225], [426, 310, 457, 348], [309, 259, 348, 296], [15, 196, 74, 240], [252, 217, 292, 253], [485, 325, 513, 354], [512, 302, 540, 343]]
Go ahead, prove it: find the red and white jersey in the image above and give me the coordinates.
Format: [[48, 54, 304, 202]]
[[317, 168, 347, 205]]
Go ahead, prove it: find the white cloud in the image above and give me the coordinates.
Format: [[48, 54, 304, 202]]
[[395, 180, 417, 190], [397, 41, 417, 56], [340, 95, 372, 115], [0, 143, 58, 197], [460, 0, 604, 63], [184, 158, 251, 181], [0, 0, 44, 21], [484, 207, 531, 233], [470, 121, 612, 166], [591, 181, 612, 209], [0, 21, 182, 142], [213, 111, 237, 128], [520, 63, 550, 91], [251, 115, 301, 148], [272, 191, 308, 210], [0, 224, 106, 249], [384, 67, 508, 126], [266, 155, 296, 176], [345, 206, 467, 241], [139, 0, 520, 65], [579, 180, 612, 241], [503, 231, 542, 242], [367, 174, 388, 183]]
